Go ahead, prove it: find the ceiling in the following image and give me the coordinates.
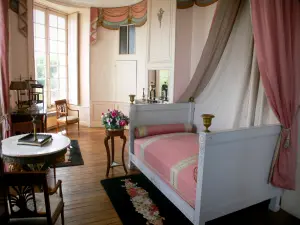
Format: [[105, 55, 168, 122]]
[[45, 0, 143, 7]]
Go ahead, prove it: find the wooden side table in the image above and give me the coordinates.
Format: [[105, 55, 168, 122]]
[[104, 129, 127, 177]]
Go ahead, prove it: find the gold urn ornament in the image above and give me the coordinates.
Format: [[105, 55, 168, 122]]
[[129, 94, 136, 104], [202, 114, 215, 133]]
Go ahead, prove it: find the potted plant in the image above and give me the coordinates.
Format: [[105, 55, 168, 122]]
[[101, 109, 129, 130]]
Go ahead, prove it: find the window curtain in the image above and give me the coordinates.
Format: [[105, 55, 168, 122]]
[[0, 0, 10, 138], [177, 0, 242, 102], [90, 0, 147, 45], [251, 0, 300, 190], [177, 0, 218, 9]]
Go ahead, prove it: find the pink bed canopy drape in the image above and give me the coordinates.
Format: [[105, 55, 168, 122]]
[[90, 0, 147, 44], [251, 0, 300, 190], [0, 0, 10, 138]]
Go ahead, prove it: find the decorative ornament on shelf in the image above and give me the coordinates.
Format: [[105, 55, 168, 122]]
[[129, 94, 136, 104], [202, 114, 215, 133], [101, 109, 129, 130], [157, 8, 165, 28]]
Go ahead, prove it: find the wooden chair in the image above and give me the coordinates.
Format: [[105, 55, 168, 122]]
[[4, 171, 64, 225], [55, 99, 79, 134]]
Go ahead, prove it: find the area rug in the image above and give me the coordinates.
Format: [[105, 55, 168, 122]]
[[101, 174, 192, 225], [101, 174, 299, 225], [53, 140, 84, 168]]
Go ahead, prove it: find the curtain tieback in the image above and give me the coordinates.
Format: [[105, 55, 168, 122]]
[[281, 126, 291, 149], [0, 114, 10, 132]]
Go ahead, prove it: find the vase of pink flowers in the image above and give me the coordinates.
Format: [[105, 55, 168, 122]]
[[101, 109, 129, 130]]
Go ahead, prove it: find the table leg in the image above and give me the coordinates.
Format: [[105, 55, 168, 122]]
[[104, 136, 111, 177], [111, 136, 115, 163], [120, 134, 128, 174], [53, 164, 57, 184]]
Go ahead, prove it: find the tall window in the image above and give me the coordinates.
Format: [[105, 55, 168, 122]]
[[33, 6, 67, 107], [119, 25, 135, 54]]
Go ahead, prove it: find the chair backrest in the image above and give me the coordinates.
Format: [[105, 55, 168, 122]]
[[55, 99, 68, 118], [4, 171, 51, 223]]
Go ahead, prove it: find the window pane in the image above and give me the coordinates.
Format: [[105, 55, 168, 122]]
[[37, 79, 45, 88], [35, 10, 45, 24], [34, 38, 46, 52], [51, 79, 59, 90], [50, 54, 58, 66], [128, 25, 136, 54], [58, 42, 66, 54], [34, 24, 45, 38], [49, 27, 57, 40], [60, 78, 67, 90], [36, 65, 46, 79], [50, 66, 58, 78], [119, 26, 128, 54], [49, 14, 57, 27], [58, 17, 66, 29], [51, 90, 59, 103], [57, 29, 65, 42], [59, 66, 67, 78], [49, 40, 58, 53], [35, 52, 46, 65], [59, 89, 67, 99], [58, 54, 66, 66]]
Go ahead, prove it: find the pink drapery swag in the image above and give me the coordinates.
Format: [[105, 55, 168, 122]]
[[177, 0, 218, 9], [0, 0, 10, 138], [251, 0, 300, 190], [90, 0, 147, 44]]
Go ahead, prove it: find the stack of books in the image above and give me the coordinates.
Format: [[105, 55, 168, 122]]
[[17, 134, 52, 147]]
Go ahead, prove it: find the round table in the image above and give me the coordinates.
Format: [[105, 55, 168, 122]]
[[1, 133, 70, 177]]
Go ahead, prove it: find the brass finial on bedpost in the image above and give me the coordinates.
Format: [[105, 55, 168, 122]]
[[202, 114, 215, 133], [129, 94, 136, 104], [189, 97, 194, 102]]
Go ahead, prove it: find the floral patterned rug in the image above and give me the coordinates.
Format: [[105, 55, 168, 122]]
[[101, 174, 192, 225]]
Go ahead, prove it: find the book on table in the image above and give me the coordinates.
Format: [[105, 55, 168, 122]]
[[17, 134, 52, 146]]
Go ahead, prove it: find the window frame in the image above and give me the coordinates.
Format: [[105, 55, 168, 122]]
[[33, 4, 68, 109], [119, 24, 136, 55]]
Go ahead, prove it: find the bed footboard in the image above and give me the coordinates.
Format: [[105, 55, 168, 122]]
[[195, 125, 282, 225]]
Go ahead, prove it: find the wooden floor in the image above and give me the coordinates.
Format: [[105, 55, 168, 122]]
[[52, 125, 298, 225], [53, 125, 135, 225]]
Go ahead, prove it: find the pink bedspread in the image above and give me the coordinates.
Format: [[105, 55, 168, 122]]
[[134, 133, 199, 207]]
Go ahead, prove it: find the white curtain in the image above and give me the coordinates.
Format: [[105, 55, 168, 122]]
[[194, 0, 277, 130]]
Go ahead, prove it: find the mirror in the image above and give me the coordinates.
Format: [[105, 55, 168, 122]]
[[147, 70, 169, 102]]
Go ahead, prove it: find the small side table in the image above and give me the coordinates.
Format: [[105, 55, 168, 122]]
[[104, 129, 127, 177]]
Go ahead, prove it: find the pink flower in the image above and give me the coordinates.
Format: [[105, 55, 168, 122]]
[[120, 120, 126, 126], [111, 110, 117, 118]]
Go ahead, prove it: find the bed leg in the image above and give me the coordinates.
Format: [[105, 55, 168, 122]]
[[269, 196, 281, 212], [128, 154, 136, 170]]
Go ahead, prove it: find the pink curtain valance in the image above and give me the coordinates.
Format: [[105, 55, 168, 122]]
[[177, 0, 218, 9], [90, 0, 147, 44]]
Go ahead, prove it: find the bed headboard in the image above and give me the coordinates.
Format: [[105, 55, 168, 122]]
[[129, 103, 195, 128]]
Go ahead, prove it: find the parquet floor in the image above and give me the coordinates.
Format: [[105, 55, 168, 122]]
[[52, 125, 298, 225]]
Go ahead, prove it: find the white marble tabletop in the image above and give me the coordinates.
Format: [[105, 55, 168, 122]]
[[1, 133, 70, 158]]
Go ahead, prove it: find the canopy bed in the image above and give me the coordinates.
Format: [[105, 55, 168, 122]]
[[127, 0, 299, 224], [128, 102, 282, 225]]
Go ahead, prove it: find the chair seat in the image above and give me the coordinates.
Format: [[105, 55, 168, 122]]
[[9, 193, 63, 223], [57, 116, 79, 124]]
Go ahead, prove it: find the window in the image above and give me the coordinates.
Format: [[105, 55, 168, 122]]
[[119, 25, 135, 54], [33, 6, 67, 107]]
